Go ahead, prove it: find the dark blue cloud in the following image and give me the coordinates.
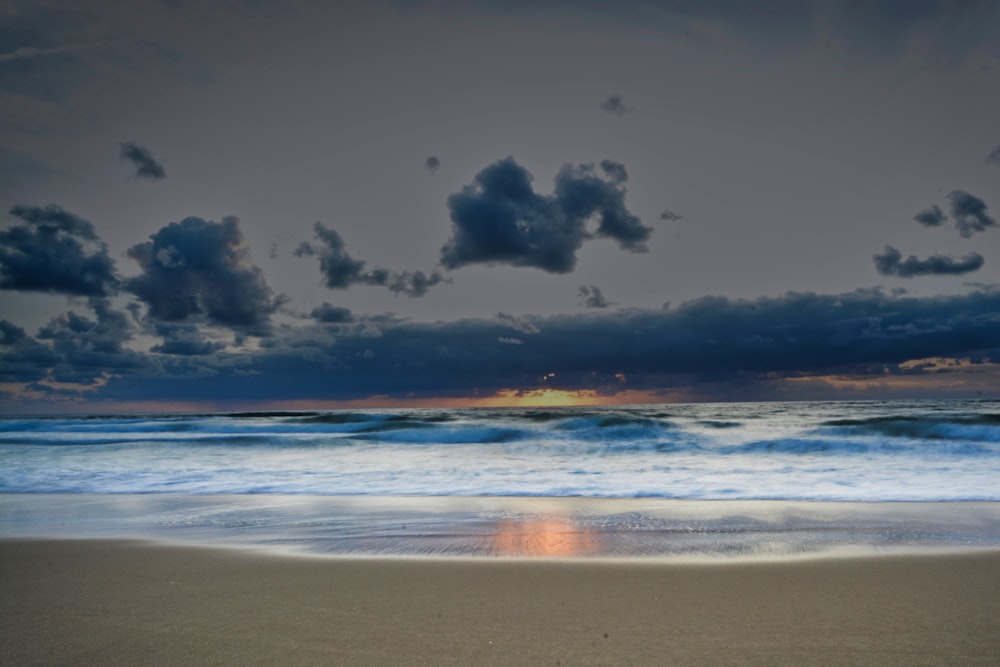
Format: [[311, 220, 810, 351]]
[[440, 157, 651, 273], [873, 245, 984, 278], [119, 141, 166, 180], [31, 287, 999, 404], [0, 320, 28, 346], [913, 204, 947, 227], [311, 303, 354, 323], [37, 298, 132, 356], [0, 204, 119, 296], [296, 222, 446, 297], [126, 216, 279, 330], [948, 190, 996, 238]]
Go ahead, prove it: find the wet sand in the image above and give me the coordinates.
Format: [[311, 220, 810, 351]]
[[2, 539, 999, 666]]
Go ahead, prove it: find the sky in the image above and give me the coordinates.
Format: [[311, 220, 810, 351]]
[[1, 0, 999, 413]]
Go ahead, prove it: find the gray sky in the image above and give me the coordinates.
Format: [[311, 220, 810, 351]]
[[1, 0, 999, 411]]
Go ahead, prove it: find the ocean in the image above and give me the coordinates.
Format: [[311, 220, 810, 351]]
[[3, 398, 1000, 558]]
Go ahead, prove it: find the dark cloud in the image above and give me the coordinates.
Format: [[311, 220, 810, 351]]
[[125, 215, 279, 329], [119, 141, 166, 180], [0, 297, 155, 393], [873, 245, 984, 278], [0, 320, 28, 346], [600, 94, 634, 116], [425, 156, 440, 172], [913, 204, 947, 228], [294, 223, 365, 288], [599, 159, 628, 184], [76, 288, 1000, 404], [948, 190, 996, 238], [659, 210, 683, 222], [37, 298, 132, 355], [296, 222, 446, 297], [0, 204, 119, 296], [440, 157, 651, 273], [311, 303, 354, 323], [987, 144, 1000, 167], [578, 285, 611, 308]]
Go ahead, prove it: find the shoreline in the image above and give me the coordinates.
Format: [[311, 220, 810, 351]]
[[4, 494, 1000, 560], [3, 538, 1000, 666]]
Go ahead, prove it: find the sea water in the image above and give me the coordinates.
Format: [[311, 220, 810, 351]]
[[2, 399, 1000, 557]]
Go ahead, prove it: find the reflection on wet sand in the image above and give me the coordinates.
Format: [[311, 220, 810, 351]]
[[490, 517, 601, 557]]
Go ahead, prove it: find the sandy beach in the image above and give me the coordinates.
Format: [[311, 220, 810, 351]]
[[2, 540, 999, 666]]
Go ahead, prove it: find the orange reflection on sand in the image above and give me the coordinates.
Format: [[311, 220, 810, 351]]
[[491, 517, 601, 557]]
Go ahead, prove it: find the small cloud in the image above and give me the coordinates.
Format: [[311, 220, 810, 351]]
[[425, 156, 440, 172], [913, 204, 947, 227], [659, 209, 683, 222], [600, 94, 634, 116], [119, 141, 166, 180], [948, 190, 996, 238], [498, 336, 523, 345], [578, 285, 612, 308], [985, 144, 1000, 167], [873, 245, 984, 278], [310, 303, 353, 323], [297, 222, 445, 297]]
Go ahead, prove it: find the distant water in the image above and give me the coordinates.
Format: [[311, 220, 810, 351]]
[[3, 399, 999, 501]]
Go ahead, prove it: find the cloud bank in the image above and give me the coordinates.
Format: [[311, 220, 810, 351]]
[[5, 287, 998, 405]]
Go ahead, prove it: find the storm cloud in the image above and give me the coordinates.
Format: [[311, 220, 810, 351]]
[[119, 141, 166, 180], [948, 190, 996, 238], [873, 245, 984, 278], [296, 222, 446, 297], [440, 157, 652, 273], [125, 216, 279, 329], [69, 288, 1000, 405], [0, 204, 119, 296]]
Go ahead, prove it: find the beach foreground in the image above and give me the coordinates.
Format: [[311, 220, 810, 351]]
[[2, 540, 999, 666]]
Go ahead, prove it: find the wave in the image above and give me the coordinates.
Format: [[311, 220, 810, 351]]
[[819, 414, 1000, 443]]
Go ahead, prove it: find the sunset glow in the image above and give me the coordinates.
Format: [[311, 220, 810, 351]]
[[490, 518, 600, 557]]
